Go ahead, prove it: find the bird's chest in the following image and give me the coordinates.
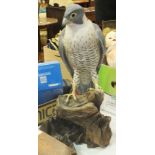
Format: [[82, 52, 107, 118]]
[[64, 25, 98, 68], [64, 25, 96, 49]]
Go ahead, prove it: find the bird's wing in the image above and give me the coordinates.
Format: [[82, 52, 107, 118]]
[[58, 29, 74, 77], [93, 23, 106, 71]]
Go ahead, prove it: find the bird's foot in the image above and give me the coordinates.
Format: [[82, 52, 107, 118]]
[[95, 87, 104, 94], [93, 80, 104, 94], [88, 86, 103, 93], [95, 84, 103, 93], [65, 92, 77, 103], [88, 88, 95, 91]]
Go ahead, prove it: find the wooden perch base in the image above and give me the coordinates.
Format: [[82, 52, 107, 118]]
[[46, 89, 112, 153]]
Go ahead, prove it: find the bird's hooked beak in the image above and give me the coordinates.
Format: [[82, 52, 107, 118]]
[[62, 18, 70, 27]]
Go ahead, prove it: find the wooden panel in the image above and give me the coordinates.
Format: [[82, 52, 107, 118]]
[[38, 130, 73, 155]]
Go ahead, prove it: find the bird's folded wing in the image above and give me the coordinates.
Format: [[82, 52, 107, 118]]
[[58, 29, 74, 77]]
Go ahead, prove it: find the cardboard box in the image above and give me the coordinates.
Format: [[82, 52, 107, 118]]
[[38, 100, 57, 124], [43, 46, 72, 81], [38, 61, 63, 105], [38, 129, 73, 155], [98, 64, 116, 96]]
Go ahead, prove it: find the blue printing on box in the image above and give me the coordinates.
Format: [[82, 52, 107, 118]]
[[38, 89, 63, 105], [38, 61, 63, 105]]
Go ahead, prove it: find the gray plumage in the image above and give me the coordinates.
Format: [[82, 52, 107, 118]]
[[59, 4, 105, 94]]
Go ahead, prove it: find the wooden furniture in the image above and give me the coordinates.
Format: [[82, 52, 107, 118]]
[[38, 130, 73, 155], [46, 4, 96, 39], [73, 0, 90, 7], [46, 5, 65, 39], [73, 0, 89, 3], [38, 17, 58, 28], [38, 17, 58, 52], [38, 29, 41, 52], [89, 0, 95, 6], [84, 6, 95, 22]]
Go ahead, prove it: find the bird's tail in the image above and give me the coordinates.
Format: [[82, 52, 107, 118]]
[[77, 71, 93, 94]]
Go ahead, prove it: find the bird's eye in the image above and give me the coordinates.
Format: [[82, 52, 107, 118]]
[[70, 13, 77, 18]]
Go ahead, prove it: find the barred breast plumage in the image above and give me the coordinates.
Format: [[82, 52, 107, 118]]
[[63, 19, 100, 92], [64, 20, 100, 68]]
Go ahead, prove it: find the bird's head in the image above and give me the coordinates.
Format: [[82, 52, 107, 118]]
[[62, 4, 84, 27]]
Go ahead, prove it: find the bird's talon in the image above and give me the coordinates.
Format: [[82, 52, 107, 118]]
[[73, 94, 76, 100], [65, 93, 77, 102], [96, 87, 104, 93], [94, 84, 104, 93], [88, 88, 94, 91]]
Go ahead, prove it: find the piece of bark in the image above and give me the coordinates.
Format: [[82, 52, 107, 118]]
[[41, 89, 112, 154], [54, 89, 112, 148], [48, 118, 84, 153]]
